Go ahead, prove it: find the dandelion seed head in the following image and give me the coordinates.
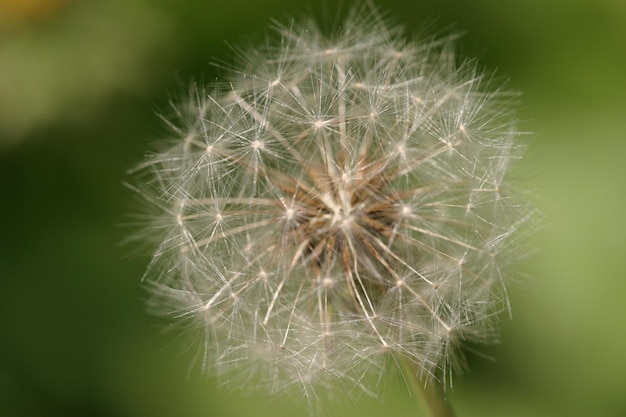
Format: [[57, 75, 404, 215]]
[[131, 4, 534, 400]]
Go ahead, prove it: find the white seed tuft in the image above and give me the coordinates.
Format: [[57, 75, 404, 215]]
[[131, 4, 534, 401]]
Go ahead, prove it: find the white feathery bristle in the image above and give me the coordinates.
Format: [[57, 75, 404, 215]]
[[131, 4, 534, 400]]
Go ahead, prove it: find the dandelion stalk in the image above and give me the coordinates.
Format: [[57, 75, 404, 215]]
[[399, 355, 456, 417], [129, 3, 533, 413], [417, 382, 456, 417]]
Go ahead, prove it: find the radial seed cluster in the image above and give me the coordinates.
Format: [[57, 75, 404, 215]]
[[133, 8, 531, 398]]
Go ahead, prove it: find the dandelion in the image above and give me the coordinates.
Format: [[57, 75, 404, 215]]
[[130, 4, 533, 416]]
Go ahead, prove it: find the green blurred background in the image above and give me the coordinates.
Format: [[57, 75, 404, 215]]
[[1, 0, 625, 416]]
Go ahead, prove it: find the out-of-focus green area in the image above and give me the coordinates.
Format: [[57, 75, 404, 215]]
[[1, 0, 625, 416]]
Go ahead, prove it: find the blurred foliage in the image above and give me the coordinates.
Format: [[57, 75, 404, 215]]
[[1, 0, 625, 416], [0, 0, 173, 150], [0, 0, 72, 29]]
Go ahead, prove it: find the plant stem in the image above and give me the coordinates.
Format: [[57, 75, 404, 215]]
[[400, 358, 457, 417], [415, 378, 456, 417]]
